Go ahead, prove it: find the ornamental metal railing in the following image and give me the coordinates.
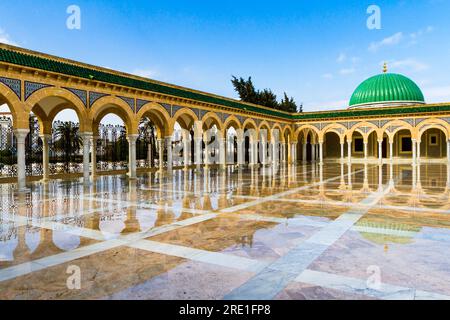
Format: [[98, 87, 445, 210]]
[[0, 115, 161, 178]]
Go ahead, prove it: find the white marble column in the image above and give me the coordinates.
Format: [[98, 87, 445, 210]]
[[347, 140, 352, 163], [303, 142, 307, 163], [194, 137, 202, 171], [271, 142, 277, 164], [290, 143, 296, 164], [417, 141, 421, 164], [319, 142, 324, 164], [15, 129, 29, 191], [237, 138, 244, 166], [81, 132, 92, 183], [91, 136, 98, 178], [378, 140, 383, 164], [127, 134, 138, 179], [40, 134, 51, 182], [203, 136, 210, 169], [219, 137, 226, 169], [183, 133, 190, 171], [147, 142, 153, 167], [158, 138, 164, 172], [447, 140, 450, 164], [364, 141, 368, 161], [389, 140, 394, 163], [412, 139, 417, 165], [165, 136, 173, 173], [340, 143, 345, 163], [260, 140, 267, 166], [249, 140, 257, 166]]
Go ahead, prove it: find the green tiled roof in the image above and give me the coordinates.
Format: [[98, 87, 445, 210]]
[[292, 104, 450, 121], [1, 46, 448, 123], [0, 47, 291, 119]]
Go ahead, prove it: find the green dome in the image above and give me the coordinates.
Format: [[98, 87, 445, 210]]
[[349, 73, 425, 108]]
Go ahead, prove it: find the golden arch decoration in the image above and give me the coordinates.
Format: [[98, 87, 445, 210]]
[[25, 86, 89, 132], [90, 95, 136, 134], [348, 122, 380, 140], [223, 115, 242, 131], [0, 82, 25, 129], [282, 125, 293, 143], [298, 128, 319, 144], [382, 120, 414, 138], [171, 107, 198, 130], [416, 118, 450, 141], [258, 120, 272, 141], [136, 102, 171, 137], [295, 125, 320, 140], [201, 111, 224, 132], [418, 124, 450, 142], [242, 118, 257, 130]]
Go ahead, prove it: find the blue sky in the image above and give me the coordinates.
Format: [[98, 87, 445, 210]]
[[1, 0, 450, 115]]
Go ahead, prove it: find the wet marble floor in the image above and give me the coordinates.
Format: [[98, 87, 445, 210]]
[[1, 163, 450, 300]]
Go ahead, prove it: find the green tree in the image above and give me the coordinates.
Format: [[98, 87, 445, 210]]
[[53, 122, 82, 167], [231, 76, 302, 112], [231, 76, 259, 104], [279, 92, 298, 113]]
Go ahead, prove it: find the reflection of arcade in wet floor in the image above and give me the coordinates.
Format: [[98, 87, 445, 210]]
[[1, 163, 450, 300]]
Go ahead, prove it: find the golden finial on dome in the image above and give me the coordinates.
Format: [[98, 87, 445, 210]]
[[383, 62, 388, 73]]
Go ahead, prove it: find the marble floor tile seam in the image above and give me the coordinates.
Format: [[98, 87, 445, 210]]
[[295, 269, 450, 300], [78, 196, 212, 215], [0, 239, 128, 283], [128, 239, 269, 273], [224, 177, 393, 300], [0, 213, 221, 283], [236, 214, 329, 228], [220, 168, 368, 214], [231, 195, 371, 209]]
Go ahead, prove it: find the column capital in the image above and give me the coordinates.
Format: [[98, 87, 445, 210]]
[[127, 134, 139, 143], [39, 133, 52, 141], [14, 128, 30, 139]]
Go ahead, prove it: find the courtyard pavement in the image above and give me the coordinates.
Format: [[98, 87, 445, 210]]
[[1, 163, 450, 300]]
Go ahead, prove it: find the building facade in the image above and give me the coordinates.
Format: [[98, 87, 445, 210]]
[[0, 44, 449, 190]]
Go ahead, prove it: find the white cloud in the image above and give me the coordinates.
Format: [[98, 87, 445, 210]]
[[131, 68, 159, 79], [322, 73, 333, 79], [369, 32, 403, 52], [337, 53, 346, 63], [339, 68, 355, 75], [387, 58, 429, 72], [409, 26, 434, 45], [422, 86, 450, 103], [0, 28, 18, 46]]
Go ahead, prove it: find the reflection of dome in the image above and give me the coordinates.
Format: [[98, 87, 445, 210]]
[[136, 209, 157, 231], [0, 232, 18, 262], [349, 66, 425, 109], [99, 219, 125, 238], [356, 220, 421, 245], [25, 228, 41, 254], [53, 231, 80, 251]]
